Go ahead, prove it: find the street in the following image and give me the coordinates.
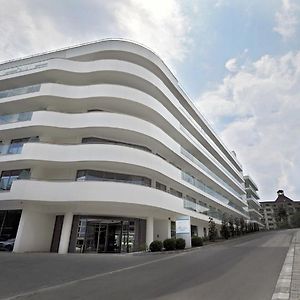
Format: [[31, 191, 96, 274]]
[[0, 230, 296, 300]]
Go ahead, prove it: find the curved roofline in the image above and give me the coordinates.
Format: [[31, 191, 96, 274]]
[[0, 38, 177, 80]]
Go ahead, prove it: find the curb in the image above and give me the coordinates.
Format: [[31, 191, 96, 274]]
[[272, 230, 300, 300]]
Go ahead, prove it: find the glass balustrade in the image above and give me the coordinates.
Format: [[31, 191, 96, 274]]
[[180, 125, 242, 186], [181, 171, 230, 205], [0, 143, 24, 155], [0, 62, 47, 77], [181, 147, 242, 199], [0, 112, 33, 125], [0, 84, 41, 99], [184, 198, 209, 214]]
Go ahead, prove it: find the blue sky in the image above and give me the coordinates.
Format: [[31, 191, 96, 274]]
[[0, 0, 300, 200]]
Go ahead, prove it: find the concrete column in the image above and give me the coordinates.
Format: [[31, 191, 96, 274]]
[[14, 208, 56, 253], [153, 219, 171, 241], [167, 219, 171, 238], [146, 216, 154, 248], [58, 212, 73, 254]]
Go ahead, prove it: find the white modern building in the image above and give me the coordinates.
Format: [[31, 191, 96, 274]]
[[0, 39, 249, 254], [244, 175, 264, 229]]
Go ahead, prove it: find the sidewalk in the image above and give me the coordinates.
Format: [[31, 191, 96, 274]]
[[272, 230, 300, 300]]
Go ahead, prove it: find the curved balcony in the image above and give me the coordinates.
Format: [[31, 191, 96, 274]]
[[0, 110, 245, 204], [0, 39, 242, 171], [0, 82, 244, 192], [0, 142, 247, 215], [0, 58, 243, 180]]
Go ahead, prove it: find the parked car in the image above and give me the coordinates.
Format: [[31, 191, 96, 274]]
[[0, 238, 15, 251]]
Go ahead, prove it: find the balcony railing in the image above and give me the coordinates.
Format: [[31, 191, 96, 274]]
[[0, 144, 24, 155], [184, 198, 209, 213], [0, 84, 41, 99], [181, 147, 243, 199], [0, 62, 47, 77], [180, 124, 243, 186], [0, 112, 33, 125]]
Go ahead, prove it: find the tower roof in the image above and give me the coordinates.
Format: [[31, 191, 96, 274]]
[[275, 190, 294, 203]]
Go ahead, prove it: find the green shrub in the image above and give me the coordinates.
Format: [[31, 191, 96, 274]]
[[175, 238, 186, 249], [163, 238, 176, 251], [149, 240, 163, 252], [191, 236, 203, 247]]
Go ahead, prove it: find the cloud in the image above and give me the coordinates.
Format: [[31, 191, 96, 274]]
[[273, 0, 300, 40], [225, 58, 238, 72], [0, 0, 190, 68], [197, 51, 300, 200]]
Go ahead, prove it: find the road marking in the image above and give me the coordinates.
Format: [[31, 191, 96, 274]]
[[1, 251, 189, 300]]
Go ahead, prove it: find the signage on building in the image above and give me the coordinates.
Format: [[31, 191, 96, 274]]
[[176, 216, 191, 234]]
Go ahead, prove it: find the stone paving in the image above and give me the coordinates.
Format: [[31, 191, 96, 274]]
[[272, 230, 300, 300], [290, 230, 300, 300]]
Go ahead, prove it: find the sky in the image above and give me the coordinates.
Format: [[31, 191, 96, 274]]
[[0, 0, 300, 200]]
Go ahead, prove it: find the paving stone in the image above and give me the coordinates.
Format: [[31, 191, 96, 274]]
[[272, 292, 290, 299]]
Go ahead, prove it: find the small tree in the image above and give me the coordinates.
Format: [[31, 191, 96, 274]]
[[276, 206, 289, 229], [228, 216, 235, 237], [240, 218, 245, 235], [208, 217, 218, 242], [291, 211, 300, 228], [220, 213, 230, 239]]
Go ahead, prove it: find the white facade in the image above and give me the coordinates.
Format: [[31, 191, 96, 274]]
[[244, 175, 264, 228], [0, 40, 249, 253]]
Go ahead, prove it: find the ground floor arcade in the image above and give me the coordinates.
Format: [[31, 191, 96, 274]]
[[0, 204, 217, 253]]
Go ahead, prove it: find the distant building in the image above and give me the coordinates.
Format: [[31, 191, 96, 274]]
[[260, 190, 300, 229], [244, 175, 264, 229]]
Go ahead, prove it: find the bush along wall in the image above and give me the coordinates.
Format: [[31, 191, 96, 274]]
[[163, 238, 176, 251], [191, 236, 203, 247], [175, 238, 186, 250], [149, 240, 163, 252]]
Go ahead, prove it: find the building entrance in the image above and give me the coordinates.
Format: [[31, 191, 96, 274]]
[[84, 220, 122, 253], [75, 217, 138, 253]]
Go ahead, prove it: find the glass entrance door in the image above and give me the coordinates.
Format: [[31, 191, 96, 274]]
[[83, 219, 122, 253]]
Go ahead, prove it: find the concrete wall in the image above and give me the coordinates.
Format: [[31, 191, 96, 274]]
[[153, 219, 171, 241]]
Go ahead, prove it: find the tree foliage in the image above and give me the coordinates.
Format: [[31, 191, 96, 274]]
[[220, 213, 230, 239], [208, 217, 218, 242], [291, 211, 300, 228]]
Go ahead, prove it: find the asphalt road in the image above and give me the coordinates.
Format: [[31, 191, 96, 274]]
[[0, 229, 296, 300]]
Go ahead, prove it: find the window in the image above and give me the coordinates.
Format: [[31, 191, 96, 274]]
[[0, 210, 22, 241], [0, 169, 30, 190], [156, 182, 167, 192], [171, 221, 176, 238], [87, 109, 104, 112], [82, 137, 151, 152], [8, 138, 30, 154], [170, 188, 182, 198], [7, 136, 39, 155], [191, 225, 198, 237], [76, 170, 151, 187]]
